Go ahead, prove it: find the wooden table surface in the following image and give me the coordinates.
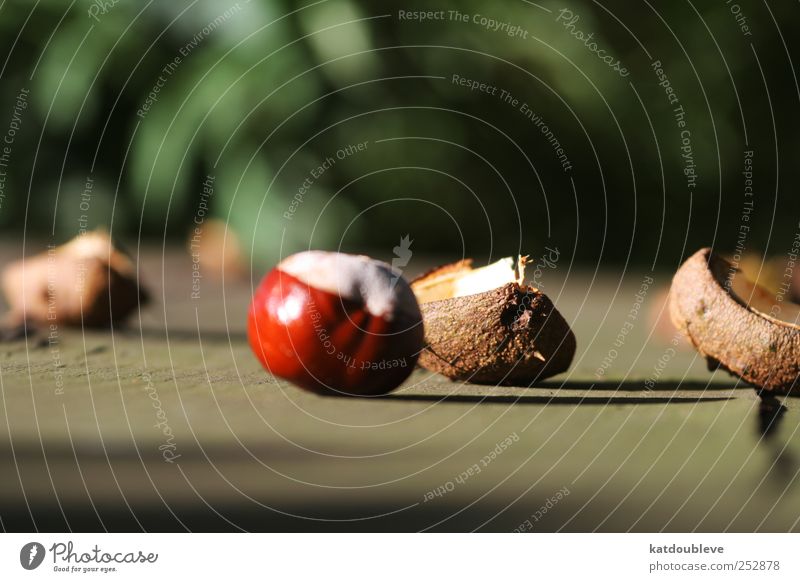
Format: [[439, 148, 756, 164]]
[[1, 243, 798, 532]]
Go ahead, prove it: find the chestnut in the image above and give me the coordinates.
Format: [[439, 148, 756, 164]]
[[247, 251, 424, 396], [1, 230, 148, 328]]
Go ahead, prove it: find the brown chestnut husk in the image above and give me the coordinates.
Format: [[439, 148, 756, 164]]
[[670, 247, 800, 395], [411, 256, 576, 385]]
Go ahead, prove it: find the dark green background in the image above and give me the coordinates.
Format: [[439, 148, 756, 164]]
[[0, 0, 796, 268]]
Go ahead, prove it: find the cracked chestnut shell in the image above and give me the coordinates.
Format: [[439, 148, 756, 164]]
[[411, 256, 576, 385], [670, 247, 800, 394]]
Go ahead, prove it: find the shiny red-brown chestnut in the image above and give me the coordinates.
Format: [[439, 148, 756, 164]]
[[247, 251, 425, 395]]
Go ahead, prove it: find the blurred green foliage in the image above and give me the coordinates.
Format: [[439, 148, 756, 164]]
[[0, 0, 798, 268]]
